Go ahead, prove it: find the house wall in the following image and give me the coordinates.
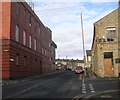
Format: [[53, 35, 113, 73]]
[[1, 2, 11, 79]]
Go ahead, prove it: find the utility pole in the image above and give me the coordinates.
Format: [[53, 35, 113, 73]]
[[80, 14, 86, 76]]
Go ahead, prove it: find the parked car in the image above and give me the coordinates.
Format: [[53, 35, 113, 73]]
[[75, 66, 84, 74]]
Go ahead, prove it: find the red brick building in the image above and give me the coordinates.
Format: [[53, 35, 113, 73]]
[[0, 2, 52, 79]]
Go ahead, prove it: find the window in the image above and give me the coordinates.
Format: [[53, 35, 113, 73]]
[[16, 54, 19, 65], [115, 58, 120, 63], [29, 35, 32, 48], [16, 2, 20, 15], [34, 38, 36, 50], [24, 56, 26, 66], [39, 27, 40, 33], [106, 27, 116, 42], [35, 26, 37, 34], [30, 59, 32, 66], [35, 59, 38, 65], [42, 47, 44, 55], [45, 49, 46, 56], [99, 39, 102, 42], [23, 31, 26, 45], [49, 57, 51, 61], [15, 25, 19, 42], [23, 10, 26, 22], [49, 42, 51, 47], [29, 16, 32, 26], [88, 56, 91, 62]]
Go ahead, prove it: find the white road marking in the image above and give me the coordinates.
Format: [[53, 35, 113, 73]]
[[21, 84, 39, 93], [6, 84, 40, 98], [82, 79, 86, 94], [85, 89, 119, 98], [89, 84, 95, 93], [91, 90, 95, 93], [82, 91, 86, 93]]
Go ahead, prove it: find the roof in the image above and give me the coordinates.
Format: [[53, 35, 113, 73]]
[[51, 41, 57, 48]]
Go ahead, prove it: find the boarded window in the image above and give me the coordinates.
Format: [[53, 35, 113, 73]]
[[106, 27, 116, 42]]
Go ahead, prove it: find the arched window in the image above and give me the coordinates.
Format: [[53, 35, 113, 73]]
[[15, 25, 19, 42]]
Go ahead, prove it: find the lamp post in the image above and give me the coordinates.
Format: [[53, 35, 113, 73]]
[[80, 14, 86, 76]]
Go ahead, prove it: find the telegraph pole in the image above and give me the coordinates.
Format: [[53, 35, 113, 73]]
[[80, 14, 86, 76]]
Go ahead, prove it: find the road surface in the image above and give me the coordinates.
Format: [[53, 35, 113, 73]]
[[2, 70, 120, 99]]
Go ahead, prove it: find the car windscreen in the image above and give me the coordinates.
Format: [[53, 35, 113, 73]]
[[76, 66, 82, 70]]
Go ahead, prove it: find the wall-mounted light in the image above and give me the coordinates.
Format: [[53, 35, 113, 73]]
[[10, 59, 14, 62], [3, 50, 9, 52]]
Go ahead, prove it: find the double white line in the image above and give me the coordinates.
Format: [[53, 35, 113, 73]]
[[82, 79, 86, 93], [82, 80, 95, 93], [89, 84, 95, 93], [72, 80, 96, 100]]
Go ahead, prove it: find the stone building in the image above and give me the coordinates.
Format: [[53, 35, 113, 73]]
[[55, 59, 84, 70], [0, 1, 54, 79], [92, 8, 120, 77], [86, 50, 92, 68]]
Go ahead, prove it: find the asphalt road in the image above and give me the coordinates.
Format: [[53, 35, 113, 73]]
[[2, 70, 120, 99]]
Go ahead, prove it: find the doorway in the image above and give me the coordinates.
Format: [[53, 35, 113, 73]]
[[104, 52, 114, 77]]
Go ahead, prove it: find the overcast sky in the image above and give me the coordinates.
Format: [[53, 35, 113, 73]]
[[33, 0, 118, 60]]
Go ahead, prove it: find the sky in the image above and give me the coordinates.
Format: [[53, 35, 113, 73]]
[[32, 0, 118, 60]]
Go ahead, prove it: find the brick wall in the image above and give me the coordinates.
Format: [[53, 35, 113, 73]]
[[1, 2, 52, 79]]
